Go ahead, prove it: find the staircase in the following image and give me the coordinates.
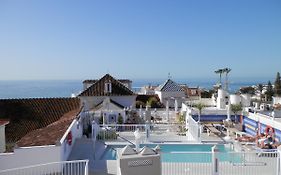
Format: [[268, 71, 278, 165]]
[[68, 138, 108, 172]]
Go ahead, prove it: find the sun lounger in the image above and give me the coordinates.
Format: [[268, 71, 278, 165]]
[[204, 124, 221, 136]]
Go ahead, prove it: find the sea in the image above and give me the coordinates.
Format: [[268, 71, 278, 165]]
[[0, 78, 271, 99]]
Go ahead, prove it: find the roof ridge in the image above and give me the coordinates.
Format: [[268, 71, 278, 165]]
[[157, 79, 184, 92], [0, 97, 78, 101], [78, 74, 134, 96]]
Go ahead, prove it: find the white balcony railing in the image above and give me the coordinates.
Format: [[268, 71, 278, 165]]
[[0, 160, 89, 175], [96, 124, 187, 142], [161, 151, 279, 175]]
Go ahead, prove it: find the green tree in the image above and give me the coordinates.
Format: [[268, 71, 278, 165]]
[[136, 100, 145, 108], [231, 104, 242, 123], [214, 69, 224, 86], [265, 81, 274, 101], [274, 72, 281, 96], [193, 103, 205, 123], [146, 97, 158, 108], [117, 113, 123, 124], [239, 86, 255, 95], [201, 89, 214, 98]]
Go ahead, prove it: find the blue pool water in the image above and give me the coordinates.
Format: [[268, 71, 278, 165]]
[[100, 144, 241, 163]]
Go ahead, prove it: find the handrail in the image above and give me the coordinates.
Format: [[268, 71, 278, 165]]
[[104, 127, 136, 146], [0, 159, 89, 173]]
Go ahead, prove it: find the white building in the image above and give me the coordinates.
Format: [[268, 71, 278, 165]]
[[0, 108, 83, 170], [139, 85, 157, 95], [78, 74, 137, 124], [0, 120, 9, 153], [155, 79, 186, 108]]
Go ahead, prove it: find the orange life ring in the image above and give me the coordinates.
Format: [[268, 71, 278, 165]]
[[265, 126, 275, 136], [67, 131, 72, 145]]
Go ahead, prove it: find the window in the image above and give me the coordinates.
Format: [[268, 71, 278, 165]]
[[104, 82, 112, 93]]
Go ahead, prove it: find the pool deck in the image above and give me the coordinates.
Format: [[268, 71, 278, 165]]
[[69, 138, 278, 175]]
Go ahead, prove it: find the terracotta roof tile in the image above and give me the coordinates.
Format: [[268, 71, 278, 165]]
[[0, 98, 80, 143], [0, 119, 9, 126], [83, 79, 132, 84], [79, 74, 134, 96], [16, 109, 80, 147]]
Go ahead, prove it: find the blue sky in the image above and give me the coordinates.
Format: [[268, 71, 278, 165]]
[[0, 0, 280, 81]]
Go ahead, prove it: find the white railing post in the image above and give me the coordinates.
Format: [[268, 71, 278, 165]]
[[277, 146, 281, 175], [212, 145, 219, 175], [84, 160, 89, 175], [145, 121, 150, 142]]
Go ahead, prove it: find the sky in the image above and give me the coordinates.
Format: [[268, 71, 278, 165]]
[[0, 0, 280, 81]]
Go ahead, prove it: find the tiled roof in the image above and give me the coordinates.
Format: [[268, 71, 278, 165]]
[[83, 79, 132, 84], [156, 79, 185, 92], [79, 74, 134, 96], [17, 109, 80, 147], [0, 120, 9, 126], [0, 98, 80, 143]]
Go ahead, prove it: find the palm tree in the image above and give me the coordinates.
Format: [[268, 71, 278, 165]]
[[231, 104, 242, 123], [193, 103, 206, 123], [223, 68, 231, 91], [214, 69, 224, 86]]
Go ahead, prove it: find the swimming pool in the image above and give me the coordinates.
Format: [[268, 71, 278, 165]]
[[100, 144, 241, 163]]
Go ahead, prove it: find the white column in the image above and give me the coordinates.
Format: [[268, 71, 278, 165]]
[[145, 121, 150, 142], [226, 104, 231, 121], [277, 146, 281, 175], [134, 129, 141, 152], [103, 113, 106, 125], [212, 145, 219, 175], [166, 100, 169, 123], [174, 99, 178, 112]]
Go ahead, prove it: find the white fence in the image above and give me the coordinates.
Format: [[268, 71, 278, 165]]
[[161, 152, 279, 175], [0, 160, 89, 175], [96, 124, 187, 142], [187, 113, 200, 142]]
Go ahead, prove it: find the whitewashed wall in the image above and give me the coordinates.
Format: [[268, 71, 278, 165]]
[[0, 126, 5, 153], [273, 97, 281, 105], [60, 119, 83, 161], [80, 95, 137, 110], [248, 112, 281, 131], [155, 91, 186, 108], [0, 145, 61, 170]]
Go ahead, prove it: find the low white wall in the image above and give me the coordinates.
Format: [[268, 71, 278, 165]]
[[273, 97, 281, 105], [248, 112, 281, 131], [60, 118, 83, 161], [155, 91, 185, 108], [0, 126, 5, 153], [0, 145, 61, 170]]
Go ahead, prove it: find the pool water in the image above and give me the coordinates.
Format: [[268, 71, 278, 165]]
[[100, 144, 242, 163]]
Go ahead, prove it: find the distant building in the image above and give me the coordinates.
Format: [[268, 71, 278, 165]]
[[0, 97, 81, 169], [83, 78, 132, 91], [154, 79, 186, 108], [79, 74, 137, 124], [139, 85, 157, 95]]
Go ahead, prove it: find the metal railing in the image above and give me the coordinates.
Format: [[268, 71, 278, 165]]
[[161, 151, 279, 175], [162, 152, 212, 175], [0, 160, 89, 175], [96, 124, 187, 142]]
